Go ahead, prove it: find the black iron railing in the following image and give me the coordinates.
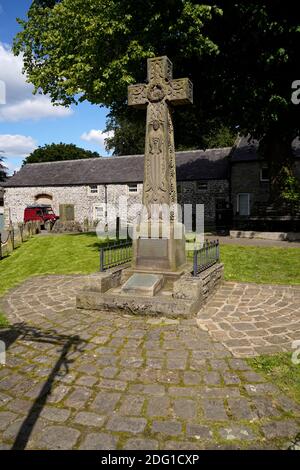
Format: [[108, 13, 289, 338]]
[[193, 239, 220, 276], [100, 239, 133, 272]]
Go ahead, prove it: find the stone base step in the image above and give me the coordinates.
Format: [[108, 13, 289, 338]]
[[76, 290, 198, 318]]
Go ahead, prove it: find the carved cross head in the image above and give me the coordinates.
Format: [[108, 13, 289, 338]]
[[128, 56, 193, 109]]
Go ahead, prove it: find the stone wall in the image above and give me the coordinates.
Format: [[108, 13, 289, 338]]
[[77, 262, 224, 317], [231, 161, 269, 215], [173, 262, 224, 310], [230, 230, 300, 241], [231, 160, 300, 216], [4, 179, 229, 227], [3, 184, 143, 225], [178, 180, 229, 223]]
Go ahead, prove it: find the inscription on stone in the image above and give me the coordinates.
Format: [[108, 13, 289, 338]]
[[139, 238, 168, 258]]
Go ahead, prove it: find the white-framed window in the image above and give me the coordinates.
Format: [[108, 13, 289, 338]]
[[93, 204, 105, 221], [127, 183, 138, 193], [88, 184, 99, 195], [196, 181, 208, 191], [237, 193, 251, 216], [260, 166, 270, 182]]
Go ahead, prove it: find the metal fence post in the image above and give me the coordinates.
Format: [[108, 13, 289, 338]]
[[10, 226, 14, 251], [100, 247, 105, 272], [19, 224, 23, 243], [193, 248, 198, 277]]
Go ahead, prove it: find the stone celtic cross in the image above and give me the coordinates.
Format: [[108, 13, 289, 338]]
[[128, 56, 193, 214]]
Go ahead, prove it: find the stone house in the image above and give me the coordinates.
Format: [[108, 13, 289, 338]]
[[3, 137, 300, 231], [231, 137, 300, 229], [3, 148, 231, 229]]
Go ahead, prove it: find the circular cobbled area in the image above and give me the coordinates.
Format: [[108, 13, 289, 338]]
[[0, 275, 299, 450], [197, 282, 300, 357]]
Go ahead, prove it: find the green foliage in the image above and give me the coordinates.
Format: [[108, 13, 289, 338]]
[[202, 124, 236, 149], [215, 1, 300, 138], [0, 312, 9, 328], [13, 0, 225, 154], [0, 152, 7, 181], [279, 167, 300, 203], [105, 107, 146, 155], [106, 105, 237, 155], [13, 1, 300, 189], [249, 353, 300, 404], [14, 0, 220, 107], [23, 143, 101, 164], [214, 1, 300, 196]]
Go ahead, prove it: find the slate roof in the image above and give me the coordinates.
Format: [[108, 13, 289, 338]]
[[231, 136, 300, 162], [5, 148, 231, 187]]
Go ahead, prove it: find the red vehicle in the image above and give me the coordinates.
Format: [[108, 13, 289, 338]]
[[24, 205, 59, 229]]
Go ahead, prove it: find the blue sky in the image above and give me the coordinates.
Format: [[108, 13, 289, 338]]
[[0, 0, 110, 174]]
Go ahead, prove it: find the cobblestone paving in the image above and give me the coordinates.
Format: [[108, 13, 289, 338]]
[[197, 282, 300, 357], [0, 275, 300, 450]]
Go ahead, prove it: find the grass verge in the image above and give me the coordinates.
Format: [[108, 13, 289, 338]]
[[0, 233, 299, 324], [249, 353, 300, 404]]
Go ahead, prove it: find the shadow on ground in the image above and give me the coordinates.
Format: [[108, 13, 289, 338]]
[[0, 323, 86, 450]]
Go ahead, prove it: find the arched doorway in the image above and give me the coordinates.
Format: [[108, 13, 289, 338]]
[[34, 193, 53, 205]]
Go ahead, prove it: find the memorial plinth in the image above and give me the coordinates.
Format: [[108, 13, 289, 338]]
[[76, 56, 224, 316]]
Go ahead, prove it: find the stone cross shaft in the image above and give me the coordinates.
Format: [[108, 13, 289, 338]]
[[128, 56, 193, 213]]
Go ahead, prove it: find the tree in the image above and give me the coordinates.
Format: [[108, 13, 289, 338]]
[[14, 1, 220, 107], [0, 152, 7, 181], [212, 1, 300, 202], [13, 1, 300, 201], [14, 1, 229, 154], [105, 105, 236, 155], [23, 143, 101, 164]]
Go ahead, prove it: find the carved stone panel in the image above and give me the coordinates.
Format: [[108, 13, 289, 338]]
[[128, 55, 193, 214], [167, 78, 193, 105], [128, 84, 148, 108], [147, 56, 173, 83]]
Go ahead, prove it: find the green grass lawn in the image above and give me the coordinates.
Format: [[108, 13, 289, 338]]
[[249, 353, 300, 404], [0, 234, 299, 302], [0, 233, 104, 297], [221, 245, 300, 285]]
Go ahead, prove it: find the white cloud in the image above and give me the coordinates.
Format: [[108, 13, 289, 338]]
[[0, 42, 73, 122], [81, 129, 114, 147], [1, 96, 72, 122], [0, 134, 38, 157], [5, 160, 20, 175]]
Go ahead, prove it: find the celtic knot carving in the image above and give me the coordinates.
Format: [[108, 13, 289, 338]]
[[128, 56, 193, 210]]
